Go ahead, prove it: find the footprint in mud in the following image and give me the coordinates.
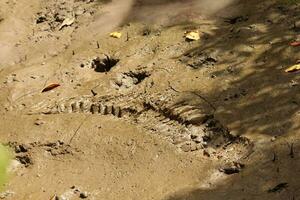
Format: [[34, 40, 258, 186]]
[[7, 141, 75, 167], [25, 90, 253, 162], [8, 142, 33, 167], [114, 70, 151, 89]]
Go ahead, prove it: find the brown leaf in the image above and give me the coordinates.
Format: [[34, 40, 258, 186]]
[[290, 41, 300, 47], [42, 83, 60, 92]]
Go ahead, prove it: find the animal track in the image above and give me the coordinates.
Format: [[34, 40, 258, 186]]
[[114, 70, 151, 89], [7, 140, 77, 167], [26, 91, 252, 159]]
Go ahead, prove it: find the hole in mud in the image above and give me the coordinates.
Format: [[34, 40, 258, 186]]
[[92, 55, 119, 73], [124, 71, 151, 84], [36, 16, 47, 24]]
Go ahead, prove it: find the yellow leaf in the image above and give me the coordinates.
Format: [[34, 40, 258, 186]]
[[110, 32, 122, 39], [185, 31, 200, 41], [285, 64, 300, 73]]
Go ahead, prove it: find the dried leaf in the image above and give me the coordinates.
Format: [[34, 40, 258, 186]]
[[59, 17, 75, 30], [110, 32, 122, 39], [285, 64, 300, 73], [185, 31, 200, 41], [42, 83, 60, 92], [290, 41, 300, 47]]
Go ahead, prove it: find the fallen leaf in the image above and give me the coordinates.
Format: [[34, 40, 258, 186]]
[[42, 83, 60, 92], [285, 64, 300, 73], [185, 31, 200, 41], [59, 16, 75, 30], [290, 41, 300, 47], [110, 32, 122, 38]]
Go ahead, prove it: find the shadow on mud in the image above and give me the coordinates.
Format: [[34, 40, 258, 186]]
[[178, 0, 300, 137], [160, 0, 300, 199], [163, 138, 300, 200]]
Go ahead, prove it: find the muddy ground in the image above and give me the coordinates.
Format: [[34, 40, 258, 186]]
[[0, 0, 299, 199]]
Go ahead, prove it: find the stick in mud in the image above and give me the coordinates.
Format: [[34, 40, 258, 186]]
[[290, 143, 294, 158], [67, 115, 91, 147]]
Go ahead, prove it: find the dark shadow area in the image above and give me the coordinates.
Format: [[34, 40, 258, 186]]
[[176, 0, 300, 137], [119, 0, 300, 137], [163, 138, 300, 200]]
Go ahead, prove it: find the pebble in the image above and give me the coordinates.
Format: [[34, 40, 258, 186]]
[[79, 192, 88, 199], [203, 147, 216, 157], [34, 118, 45, 126], [271, 136, 277, 142]]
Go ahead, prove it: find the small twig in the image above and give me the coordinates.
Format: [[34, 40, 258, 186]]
[[191, 91, 217, 112], [104, 53, 111, 72], [91, 83, 102, 92], [290, 143, 294, 158], [97, 41, 100, 49], [126, 32, 129, 41], [155, 67, 171, 73], [168, 81, 180, 93], [272, 152, 277, 162], [14, 90, 39, 102], [67, 115, 90, 147]]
